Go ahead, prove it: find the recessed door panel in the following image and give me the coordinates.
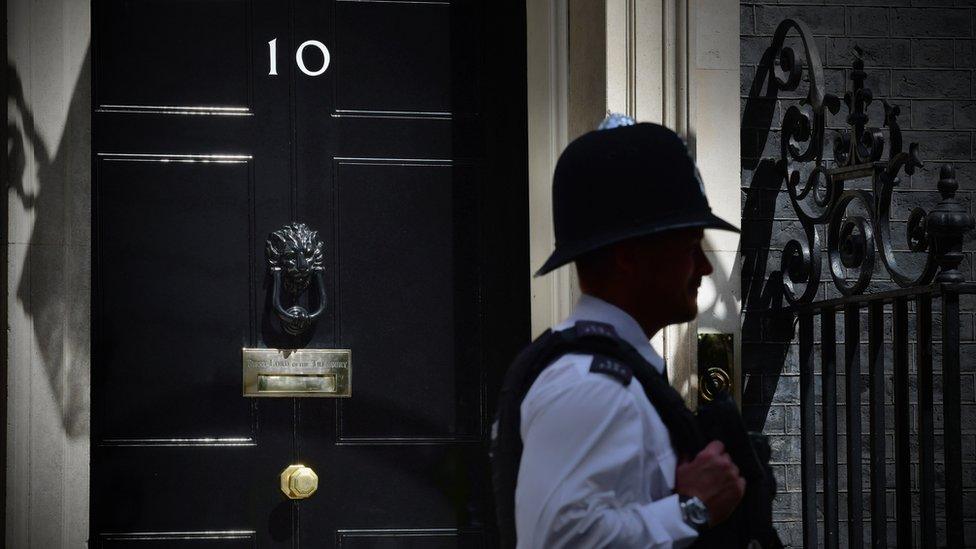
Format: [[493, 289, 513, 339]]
[[95, 0, 251, 108], [95, 158, 253, 439], [333, 2, 452, 114], [335, 161, 480, 440]]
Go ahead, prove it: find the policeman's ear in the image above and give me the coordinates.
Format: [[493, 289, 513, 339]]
[[612, 235, 669, 280], [610, 240, 642, 278]]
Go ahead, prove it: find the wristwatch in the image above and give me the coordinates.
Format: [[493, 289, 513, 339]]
[[679, 495, 710, 533]]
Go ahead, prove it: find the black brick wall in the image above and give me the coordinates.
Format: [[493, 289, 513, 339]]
[[741, 2, 976, 546]]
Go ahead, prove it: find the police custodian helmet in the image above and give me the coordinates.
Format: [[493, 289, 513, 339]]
[[535, 114, 740, 276]]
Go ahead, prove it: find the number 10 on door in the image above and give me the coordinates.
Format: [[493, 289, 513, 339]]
[[268, 38, 331, 77]]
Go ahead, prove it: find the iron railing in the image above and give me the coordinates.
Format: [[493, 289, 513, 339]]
[[794, 283, 974, 548], [763, 19, 976, 548]]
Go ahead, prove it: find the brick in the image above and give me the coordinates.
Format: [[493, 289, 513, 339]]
[[769, 434, 801, 464], [892, 8, 972, 37], [740, 128, 776, 162], [741, 5, 755, 36], [741, 64, 758, 97], [742, 219, 807, 250], [954, 40, 976, 68], [866, 68, 892, 97], [913, 39, 956, 68], [784, 406, 801, 434], [743, 341, 797, 373], [766, 375, 800, 404], [829, 37, 910, 68], [754, 34, 828, 71], [741, 99, 781, 131], [962, 403, 976, 431], [741, 36, 772, 67], [756, 6, 846, 36], [912, 100, 954, 128], [903, 130, 971, 161], [825, 67, 849, 96], [892, 69, 972, 98], [850, 7, 890, 37], [910, 160, 976, 190], [771, 491, 801, 521], [955, 101, 976, 128]]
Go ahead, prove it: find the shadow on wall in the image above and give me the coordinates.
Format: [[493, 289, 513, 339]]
[[6, 47, 91, 438], [739, 45, 798, 431], [671, 237, 738, 404]]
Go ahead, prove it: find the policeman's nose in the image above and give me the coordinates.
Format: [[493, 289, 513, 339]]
[[697, 249, 713, 277]]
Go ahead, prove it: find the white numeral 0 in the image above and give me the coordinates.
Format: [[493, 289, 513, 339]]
[[268, 37, 331, 77], [296, 40, 331, 76]]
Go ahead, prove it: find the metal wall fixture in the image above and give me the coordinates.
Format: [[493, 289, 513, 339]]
[[763, 19, 976, 549], [770, 19, 973, 304], [266, 222, 327, 335]]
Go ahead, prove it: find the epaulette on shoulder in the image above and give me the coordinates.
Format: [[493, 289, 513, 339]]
[[589, 354, 633, 386], [574, 320, 618, 339]]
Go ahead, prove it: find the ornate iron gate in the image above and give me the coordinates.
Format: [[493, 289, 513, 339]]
[[764, 19, 975, 548]]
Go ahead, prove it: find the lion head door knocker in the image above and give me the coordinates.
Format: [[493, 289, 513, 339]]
[[266, 223, 327, 335]]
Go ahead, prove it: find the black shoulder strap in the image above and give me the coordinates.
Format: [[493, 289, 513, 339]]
[[490, 321, 704, 549]]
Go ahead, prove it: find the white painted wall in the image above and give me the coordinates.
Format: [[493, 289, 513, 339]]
[[526, 0, 575, 337], [5, 0, 91, 546]]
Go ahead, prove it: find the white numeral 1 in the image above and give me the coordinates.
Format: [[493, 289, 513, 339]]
[[268, 38, 278, 76]]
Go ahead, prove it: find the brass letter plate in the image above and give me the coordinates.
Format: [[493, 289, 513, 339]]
[[243, 348, 351, 398]]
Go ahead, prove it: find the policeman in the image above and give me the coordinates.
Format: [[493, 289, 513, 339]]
[[492, 115, 747, 548]]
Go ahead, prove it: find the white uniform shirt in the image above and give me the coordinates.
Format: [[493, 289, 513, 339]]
[[515, 294, 698, 548]]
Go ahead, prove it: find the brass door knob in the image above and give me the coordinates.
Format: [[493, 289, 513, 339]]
[[280, 464, 318, 499]]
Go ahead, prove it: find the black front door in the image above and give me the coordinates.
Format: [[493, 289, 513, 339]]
[[91, 1, 528, 546]]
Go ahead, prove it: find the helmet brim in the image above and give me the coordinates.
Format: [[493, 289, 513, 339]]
[[534, 212, 740, 277]]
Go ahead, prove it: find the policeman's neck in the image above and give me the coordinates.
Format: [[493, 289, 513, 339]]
[[577, 283, 669, 340]]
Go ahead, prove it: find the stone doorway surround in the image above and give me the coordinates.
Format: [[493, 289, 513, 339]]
[[3, 0, 741, 545], [5, 0, 91, 546]]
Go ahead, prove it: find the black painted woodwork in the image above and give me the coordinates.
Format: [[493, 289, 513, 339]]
[[91, 1, 528, 546]]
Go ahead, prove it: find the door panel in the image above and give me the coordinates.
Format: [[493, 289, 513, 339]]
[[333, 2, 453, 113], [92, 0, 527, 546], [95, 159, 254, 439], [95, 0, 251, 108], [334, 160, 480, 440]]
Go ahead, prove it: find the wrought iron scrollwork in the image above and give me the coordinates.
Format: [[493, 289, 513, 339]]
[[267, 223, 327, 335], [770, 19, 974, 304]]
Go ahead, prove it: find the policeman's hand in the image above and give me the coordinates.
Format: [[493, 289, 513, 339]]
[[674, 440, 746, 526]]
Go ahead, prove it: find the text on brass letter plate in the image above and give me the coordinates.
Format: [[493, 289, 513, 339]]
[[243, 348, 351, 397]]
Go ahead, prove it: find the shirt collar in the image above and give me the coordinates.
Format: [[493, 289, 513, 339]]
[[555, 294, 666, 374]]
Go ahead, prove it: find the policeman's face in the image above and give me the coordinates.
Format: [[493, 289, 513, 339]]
[[621, 228, 713, 326]]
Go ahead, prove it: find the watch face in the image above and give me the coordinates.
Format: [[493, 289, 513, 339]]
[[687, 500, 709, 525], [682, 497, 710, 528]]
